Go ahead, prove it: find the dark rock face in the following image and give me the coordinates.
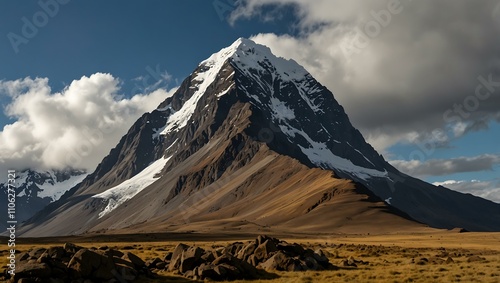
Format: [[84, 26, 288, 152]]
[[155, 235, 336, 281], [4, 243, 151, 283]]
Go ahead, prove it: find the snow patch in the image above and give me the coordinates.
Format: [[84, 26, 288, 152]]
[[270, 97, 295, 121], [280, 125, 386, 181], [93, 156, 171, 218], [231, 38, 308, 82], [38, 173, 88, 201], [347, 142, 376, 167], [158, 41, 240, 136], [217, 83, 235, 97]]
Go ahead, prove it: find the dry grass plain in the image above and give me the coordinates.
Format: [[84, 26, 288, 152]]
[[1, 231, 499, 283]]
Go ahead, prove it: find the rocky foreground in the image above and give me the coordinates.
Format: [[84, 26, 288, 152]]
[[160, 235, 336, 280], [3, 235, 337, 282], [3, 242, 151, 282]]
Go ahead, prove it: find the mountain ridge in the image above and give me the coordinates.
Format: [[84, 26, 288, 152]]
[[18, 38, 500, 236]]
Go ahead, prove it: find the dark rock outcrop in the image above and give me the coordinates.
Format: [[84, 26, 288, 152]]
[[153, 235, 336, 281], [4, 243, 151, 283]]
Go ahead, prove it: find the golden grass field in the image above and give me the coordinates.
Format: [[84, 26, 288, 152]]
[[2, 231, 499, 283]]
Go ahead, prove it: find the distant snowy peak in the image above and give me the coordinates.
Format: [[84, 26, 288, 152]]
[[12, 169, 87, 201]]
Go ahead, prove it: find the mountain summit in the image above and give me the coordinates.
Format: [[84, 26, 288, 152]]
[[19, 38, 500, 236]]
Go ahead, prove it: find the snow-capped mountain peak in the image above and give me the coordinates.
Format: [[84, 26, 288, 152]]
[[18, 38, 500, 236], [203, 38, 309, 82]]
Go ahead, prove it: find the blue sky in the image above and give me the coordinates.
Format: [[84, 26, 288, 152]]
[[0, 0, 499, 202], [0, 1, 295, 110]]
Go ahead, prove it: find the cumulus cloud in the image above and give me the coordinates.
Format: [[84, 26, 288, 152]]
[[0, 73, 176, 172], [232, 0, 500, 151], [433, 180, 500, 203], [390, 154, 500, 177]]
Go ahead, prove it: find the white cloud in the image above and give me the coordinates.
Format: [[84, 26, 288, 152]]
[[433, 179, 500, 203], [233, 0, 500, 152], [390, 154, 500, 178], [0, 73, 176, 172]]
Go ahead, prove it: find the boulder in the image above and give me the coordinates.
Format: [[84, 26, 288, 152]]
[[212, 255, 231, 268], [103, 249, 124, 259], [28, 248, 47, 259], [467, 255, 486, 262], [257, 235, 276, 246], [259, 251, 290, 271], [122, 252, 145, 269], [304, 256, 321, 270], [219, 263, 241, 279], [16, 252, 30, 262], [67, 249, 96, 278], [115, 263, 138, 281], [313, 249, 329, 263], [13, 262, 52, 281], [146, 257, 163, 268], [277, 243, 304, 256], [156, 261, 167, 270], [163, 252, 173, 261], [45, 247, 66, 260], [254, 240, 278, 261], [180, 247, 204, 273], [168, 243, 189, 271], [92, 253, 116, 280], [201, 250, 216, 263], [237, 242, 257, 260], [63, 243, 83, 254], [286, 260, 303, 271], [198, 263, 220, 280]]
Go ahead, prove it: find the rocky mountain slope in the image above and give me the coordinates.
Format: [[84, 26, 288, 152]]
[[19, 38, 500, 236]]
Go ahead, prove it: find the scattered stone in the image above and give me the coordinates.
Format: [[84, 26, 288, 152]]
[[63, 243, 82, 254], [450, 227, 469, 233], [254, 239, 278, 261], [467, 255, 486, 262], [146, 257, 163, 269], [180, 247, 203, 273], [168, 243, 189, 272], [122, 251, 146, 269], [13, 262, 52, 281], [163, 252, 173, 261], [4, 244, 152, 283], [165, 235, 336, 281], [416, 257, 429, 265]]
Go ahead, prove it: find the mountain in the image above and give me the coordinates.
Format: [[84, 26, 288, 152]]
[[0, 169, 86, 231], [19, 38, 500, 236]]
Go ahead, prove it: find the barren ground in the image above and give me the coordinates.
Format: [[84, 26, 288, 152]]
[[2, 231, 499, 283]]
